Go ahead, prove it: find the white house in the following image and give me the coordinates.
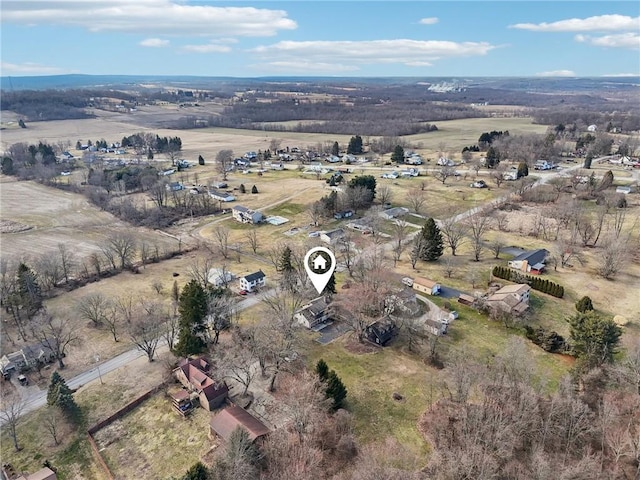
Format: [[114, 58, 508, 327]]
[[239, 270, 266, 292], [381, 207, 408, 220], [207, 268, 234, 287], [232, 205, 263, 224], [209, 190, 235, 202], [295, 296, 331, 329], [437, 157, 454, 167]]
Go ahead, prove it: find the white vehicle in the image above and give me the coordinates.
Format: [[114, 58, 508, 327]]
[[401, 168, 419, 177], [381, 171, 399, 179], [401, 277, 414, 287]]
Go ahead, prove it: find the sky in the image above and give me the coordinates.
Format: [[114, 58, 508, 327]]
[[1, 1, 639, 77]]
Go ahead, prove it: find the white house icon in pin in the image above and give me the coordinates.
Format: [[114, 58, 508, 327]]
[[312, 255, 327, 271]]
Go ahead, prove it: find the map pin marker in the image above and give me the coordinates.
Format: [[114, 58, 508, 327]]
[[304, 246, 337, 295]]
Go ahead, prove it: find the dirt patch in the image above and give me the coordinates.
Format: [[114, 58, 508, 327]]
[[0, 219, 33, 233], [344, 338, 381, 355]]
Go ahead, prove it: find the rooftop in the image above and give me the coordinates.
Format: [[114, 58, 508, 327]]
[[210, 405, 270, 442]]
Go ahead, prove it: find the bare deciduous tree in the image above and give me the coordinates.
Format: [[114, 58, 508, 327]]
[[43, 405, 64, 446], [33, 313, 78, 369], [218, 343, 257, 396], [377, 184, 393, 206], [489, 239, 504, 259], [443, 255, 458, 278], [434, 165, 457, 184], [216, 149, 234, 181], [406, 188, 427, 216], [77, 293, 111, 327], [466, 211, 492, 261], [597, 237, 627, 279], [440, 215, 468, 256], [245, 227, 260, 254], [212, 226, 231, 259], [0, 390, 26, 451], [128, 310, 162, 362], [103, 232, 137, 270], [390, 220, 409, 266]]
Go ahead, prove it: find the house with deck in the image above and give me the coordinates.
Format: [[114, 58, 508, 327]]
[[295, 296, 331, 329], [174, 357, 229, 411], [485, 284, 531, 316], [508, 249, 548, 274]]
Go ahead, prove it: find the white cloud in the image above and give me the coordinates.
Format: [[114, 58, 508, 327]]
[[140, 38, 169, 47], [251, 39, 496, 67], [182, 44, 232, 54], [601, 73, 640, 77], [419, 17, 439, 25], [535, 70, 576, 77], [253, 61, 359, 73], [510, 14, 639, 32], [1, 0, 297, 37], [575, 32, 640, 49], [1, 62, 67, 75], [405, 61, 433, 67]]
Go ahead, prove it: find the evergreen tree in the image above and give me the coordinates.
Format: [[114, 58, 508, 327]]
[[348, 175, 376, 199], [147, 149, 154, 160], [182, 461, 209, 480], [517, 162, 528, 178], [16, 263, 43, 318], [568, 311, 621, 368], [316, 359, 329, 382], [174, 280, 208, 357], [47, 372, 79, 419], [347, 135, 363, 155], [1, 157, 15, 175], [277, 246, 297, 292], [331, 141, 340, 156], [198, 155, 205, 166], [251, 185, 258, 194], [18, 119, 27, 128], [391, 145, 405, 164], [326, 370, 347, 410], [419, 218, 444, 261], [486, 146, 500, 168], [239, 184, 246, 194], [323, 272, 337, 296]]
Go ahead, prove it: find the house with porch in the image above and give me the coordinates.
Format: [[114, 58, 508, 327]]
[[295, 296, 331, 329]]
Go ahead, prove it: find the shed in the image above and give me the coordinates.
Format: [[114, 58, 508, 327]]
[[458, 293, 475, 306], [209, 405, 270, 442]]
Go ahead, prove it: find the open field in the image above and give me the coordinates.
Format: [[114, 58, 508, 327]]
[[95, 393, 213, 480], [0, 178, 180, 262], [405, 117, 549, 157], [0, 350, 173, 480]]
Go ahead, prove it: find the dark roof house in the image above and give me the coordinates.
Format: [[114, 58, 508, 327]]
[[508, 249, 548, 274], [365, 318, 398, 346], [209, 405, 270, 442], [174, 357, 229, 411]]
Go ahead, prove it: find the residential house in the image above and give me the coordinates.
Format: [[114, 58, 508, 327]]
[[405, 154, 423, 165], [209, 405, 270, 443], [2, 465, 57, 480], [334, 210, 354, 220], [508, 249, 548, 274], [232, 205, 263, 224], [174, 357, 229, 411], [401, 168, 420, 177], [364, 318, 398, 346], [320, 228, 345, 245], [412, 277, 441, 296], [209, 189, 236, 203], [485, 284, 531, 315], [385, 288, 420, 317], [211, 181, 228, 189], [424, 318, 448, 336], [616, 185, 635, 194], [295, 296, 331, 329], [381, 207, 409, 220], [166, 182, 184, 192], [503, 170, 518, 181], [207, 268, 234, 287], [0, 339, 59, 377], [239, 270, 266, 292], [587, 124, 598, 132], [458, 293, 476, 306], [437, 157, 454, 167]]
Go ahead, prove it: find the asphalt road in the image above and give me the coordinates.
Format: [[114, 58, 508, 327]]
[[1, 289, 272, 425]]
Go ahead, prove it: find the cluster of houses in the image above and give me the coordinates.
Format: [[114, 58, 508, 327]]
[[207, 267, 266, 293], [170, 357, 270, 444]]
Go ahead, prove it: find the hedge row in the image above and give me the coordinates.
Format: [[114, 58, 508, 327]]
[[492, 266, 565, 298]]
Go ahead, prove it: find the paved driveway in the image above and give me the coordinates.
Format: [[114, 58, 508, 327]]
[[315, 322, 350, 345], [439, 285, 463, 299]]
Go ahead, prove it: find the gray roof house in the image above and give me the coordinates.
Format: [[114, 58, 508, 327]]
[[508, 249, 548, 274], [295, 296, 331, 329], [239, 270, 266, 292], [209, 189, 236, 202], [232, 205, 263, 224], [320, 228, 346, 245], [381, 207, 409, 219]]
